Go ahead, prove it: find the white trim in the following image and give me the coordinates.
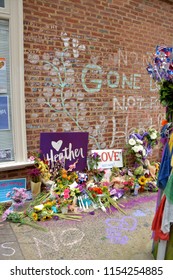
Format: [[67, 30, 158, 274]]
[[0, 0, 27, 170], [10, 0, 27, 162], [0, 161, 33, 171]]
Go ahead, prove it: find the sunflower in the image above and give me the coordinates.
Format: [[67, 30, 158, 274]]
[[31, 212, 38, 221], [138, 176, 147, 186]]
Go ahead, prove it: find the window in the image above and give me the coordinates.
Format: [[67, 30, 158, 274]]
[[0, 19, 13, 162], [0, 0, 5, 8], [0, 0, 28, 170]]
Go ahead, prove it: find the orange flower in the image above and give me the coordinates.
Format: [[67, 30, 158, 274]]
[[62, 173, 68, 179], [161, 119, 168, 126]]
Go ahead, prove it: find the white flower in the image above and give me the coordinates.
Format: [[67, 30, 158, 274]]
[[132, 145, 138, 153], [136, 139, 143, 144], [136, 153, 142, 158], [132, 146, 137, 153], [129, 138, 136, 146], [142, 149, 146, 156], [132, 144, 144, 153], [137, 145, 144, 152], [150, 133, 157, 140]]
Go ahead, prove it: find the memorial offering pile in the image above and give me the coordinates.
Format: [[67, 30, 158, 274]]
[[0, 126, 160, 229]]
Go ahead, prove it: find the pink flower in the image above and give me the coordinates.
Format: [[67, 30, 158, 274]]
[[29, 156, 35, 161], [6, 192, 11, 198], [64, 188, 70, 199], [2, 209, 12, 221]]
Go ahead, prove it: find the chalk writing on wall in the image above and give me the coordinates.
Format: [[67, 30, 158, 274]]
[[27, 31, 162, 149]]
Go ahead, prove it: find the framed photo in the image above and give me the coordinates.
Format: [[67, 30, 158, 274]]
[[0, 148, 12, 161]]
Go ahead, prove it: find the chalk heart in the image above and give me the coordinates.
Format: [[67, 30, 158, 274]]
[[51, 140, 63, 152]]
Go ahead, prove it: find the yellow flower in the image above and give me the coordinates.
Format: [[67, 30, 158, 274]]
[[44, 200, 56, 208], [31, 212, 38, 221], [44, 202, 52, 208], [138, 176, 147, 186]]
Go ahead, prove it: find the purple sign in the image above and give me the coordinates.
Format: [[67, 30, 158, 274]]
[[40, 132, 89, 171]]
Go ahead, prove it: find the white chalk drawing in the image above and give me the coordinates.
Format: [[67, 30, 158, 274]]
[[110, 112, 165, 147], [1, 242, 16, 256], [33, 227, 85, 259], [113, 96, 160, 111], [59, 228, 85, 246], [33, 230, 59, 259], [27, 31, 162, 149]]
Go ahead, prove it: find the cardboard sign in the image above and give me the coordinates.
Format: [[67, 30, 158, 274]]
[[40, 132, 89, 171], [0, 178, 26, 203], [91, 149, 123, 169]]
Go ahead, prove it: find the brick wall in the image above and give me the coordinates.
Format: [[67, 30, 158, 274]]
[[3, 0, 173, 179]]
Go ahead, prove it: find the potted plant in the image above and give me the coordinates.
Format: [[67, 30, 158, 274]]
[[28, 167, 42, 198]]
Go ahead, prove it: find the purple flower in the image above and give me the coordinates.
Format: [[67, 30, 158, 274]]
[[91, 152, 100, 159], [28, 167, 41, 182], [53, 216, 59, 220]]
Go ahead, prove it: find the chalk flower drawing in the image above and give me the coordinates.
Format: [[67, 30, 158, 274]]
[[28, 32, 108, 149]]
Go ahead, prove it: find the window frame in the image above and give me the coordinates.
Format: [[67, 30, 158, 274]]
[[0, 0, 30, 171]]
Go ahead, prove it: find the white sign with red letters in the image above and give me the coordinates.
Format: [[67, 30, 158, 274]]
[[91, 149, 123, 169]]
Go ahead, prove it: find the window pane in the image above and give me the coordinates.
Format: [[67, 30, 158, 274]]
[[0, 0, 4, 8], [0, 19, 14, 162]]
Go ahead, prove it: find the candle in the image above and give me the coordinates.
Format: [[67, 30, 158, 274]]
[[80, 197, 85, 210], [79, 201, 82, 209]]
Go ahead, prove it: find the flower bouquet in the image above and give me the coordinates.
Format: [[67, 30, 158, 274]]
[[87, 152, 105, 182], [28, 152, 52, 197], [28, 167, 42, 198], [28, 152, 51, 183], [126, 128, 159, 165], [146, 45, 173, 121], [86, 183, 126, 214], [87, 152, 101, 170], [6, 188, 28, 210], [28, 167, 41, 183]]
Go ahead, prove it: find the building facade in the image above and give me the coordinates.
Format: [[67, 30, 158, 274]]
[[1, 0, 171, 183]]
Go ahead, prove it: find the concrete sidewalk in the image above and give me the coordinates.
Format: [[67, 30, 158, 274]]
[[0, 192, 157, 260]]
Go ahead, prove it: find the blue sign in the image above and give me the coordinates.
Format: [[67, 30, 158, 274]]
[[0, 178, 26, 203], [0, 95, 9, 130]]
